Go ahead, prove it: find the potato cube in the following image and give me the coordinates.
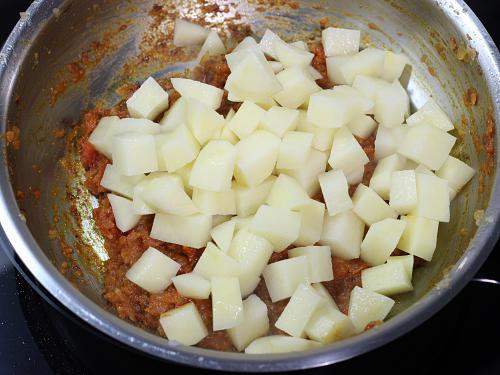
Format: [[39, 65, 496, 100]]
[[259, 106, 300, 138], [361, 261, 413, 296], [305, 306, 355, 344], [273, 67, 321, 109], [374, 80, 409, 127], [436, 156, 475, 193], [231, 215, 254, 232], [245, 336, 321, 354], [275, 283, 323, 337], [369, 154, 405, 200], [348, 286, 395, 332], [262, 256, 309, 302], [171, 273, 211, 299], [328, 127, 369, 174], [171, 78, 223, 110], [389, 170, 418, 214], [374, 123, 408, 160], [258, 29, 281, 59], [387, 255, 414, 277], [228, 295, 270, 351], [107, 194, 141, 232], [228, 101, 266, 139], [329, 48, 385, 85], [320, 210, 365, 260], [197, 30, 226, 61], [126, 77, 169, 120], [326, 55, 351, 85], [186, 98, 225, 145], [296, 110, 336, 151], [210, 220, 236, 253], [345, 166, 365, 185], [347, 114, 377, 139], [398, 215, 439, 261], [322, 27, 360, 57], [126, 247, 181, 293], [233, 175, 276, 217], [160, 302, 208, 346], [225, 45, 265, 71], [312, 283, 339, 310], [269, 60, 285, 73], [100, 164, 143, 199], [212, 276, 243, 330], [352, 184, 398, 225], [331, 85, 375, 114], [319, 170, 353, 216], [175, 162, 193, 191], [352, 75, 391, 101], [150, 213, 212, 249], [412, 173, 450, 222], [228, 229, 274, 278], [266, 174, 311, 210], [233, 36, 258, 52], [112, 132, 158, 176], [273, 39, 314, 67], [307, 91, 361, 129], [406, 97, 454, 132], [192, 188, 236, 215], [306, 65, 323, 80], [293, 199, 326, 246], [398, 123, 456, 170], [234, 130, 281, 187], [381, 51, 408, 82], [360, 218, 407, 266], [173, 19, 209, 47], [159, 97, 187, 132], [155, 124, 200, 173], [193, 242, 242, 278], [131, 178, 155, 215], [88, 116, 121, 159], [250, 205, 302, 251], [288, 246, 333, 283]]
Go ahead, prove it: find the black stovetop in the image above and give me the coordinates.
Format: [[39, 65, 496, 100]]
[[0, 1, 499, 374]]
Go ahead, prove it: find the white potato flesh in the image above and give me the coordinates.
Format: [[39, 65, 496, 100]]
[[320, 210, 365, 260], [387, 255, 414, 277], [436, 156, 475, 193], [114, 118, 161, 135], [273, 67, 322, 109], [319, 170, 353, 217], [360, 218, 407, 266], [369, 153, 405, 200], [233, 36, 258, 52], [330, 48, 385, 85], [100, 164, 143, 199], [150, 213, 212, 249], [352, 75, 391, 101], [225, 45, 263, 71], [160, 302, 208, 346], [296, 111, 336, 152], [305, 306, 355, 344], [398, 215, 439, 261], [273, 39, 314, 68], [348, 286, 395, 333], [234, 130, 281, 187], [211, 276, 243, 331], [231, 215, 254, 232], [107, 194, 141, 232], [381, 51, 408, 82], [228, 229, 273, 275], [331, 85, 375, 114], [126, 77, 169, 120], [260, 106, 300, 138], [210, 220, 236, 253], [293, 199, 326, 246], [406, 97, 454, 132], [312, 283, 338, 310], [397, 123, 456, 170], [132, 178, 156, 215], [328, 127, 369, 174], [276, 131, 313, 170], [220, 125, 239, 145], [290, 40, 308, 50], [262, 256, 309, 302], [288, 246, 333, 283], [389, 170, 418, 214], [345, 166, 365, 185], [193, 242, 242, 278], [326, 55, 351, 85], [159, 97, 187, 132], [175, 162, 194, 192], [361, 261, 413, 296], [192, 188, 236, 215], [245, 336, 321, 354], [307, 66, 323, 80], [112, 132, 158, 176], [212, 215, 232, 227], [415, 164, 434, 175], [88, 116, 120, 159], [374, 123, 408, 160], [173, 19, 209, 46], [374, 80, 409, 127], [412, 173, 450, 222], [197, 30, 226, 61], [171, 273, 211, 299], [186, 98, 225, 145], [307, 90, 361, 129], [228, 101, 266, 139], [189, 140, 236, 192], [322, 27, 360, 57], [250, 205, 302, 251], [275, 283, 323, 337], [347, 115, 377, 139], [155, 124, 200, 172], [126, 247, 181, 293], [259, 29, 282, 60], [269, 61, 285, 73], [233, 175, 276, 217], [228, 295, 270, 351], [352, 184, 398, 226], [171, 78, 224, 110], [266, 174, 311, 210]]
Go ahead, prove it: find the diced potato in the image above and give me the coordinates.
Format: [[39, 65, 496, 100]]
[[345, 166, 365, 185], [150, 213, 212, 249], [389, 170, 418, 214], [397, 123, 456, 170], [307, 90, 361, 129], [210, 220, 236, 253], [381, 51, 408, 82], [276, 131, 313, 170], [361, 261, 413, 296], [126, 77, 169, 120], [126, 247, 181, 293], [245, 336, 321, 354], [250, 205, 302, 251], [415, 164, 434, 175], [275, 283, 323, 337], [234, 130, 281, 187], [259, 29, 282, 60], [331, 85, 375, 114], [228, 101, 267, 139], [171, 273, 211, 299], [233, 36, 258, 52], [306, 66, 323, 80], [262, 256, 309, 302], [273, 39, 314, 67], [398, 215, 439, 261], [387, 255, 414, 277], [322, 27, 360, 57], [233, 175, 276, 217], [369, 154, 405, 200], [374, 80, 409, 127], [320, 210, 365, 260], [112, 132, 158, 176], [412, 173, 450, 222], [326, 55, 351, 85], [193, 242, 242, 278], [186, 98, 225, 145], [347, 114, 377, 139], [312, 283, 339, 310], [171, 78, 224, 110], [226, 45, 263, 71], [231, 215, 254, 232], [175, 162, 194, 192], [220, 125, 239, 145], [197, 30, 226, 61], [288, 246, 333, 283], [88, 116, 121, 159], [228, 229, 274, 276], [436, 156, 475, 194], [212, 215, 232, 227], [173, 19, 209, 47], [160, 302, 208, 346], [327, 48, 385, 85], [293, 199, 326, 246], [107, 193, 141, 232], [352, 184, 398, 225], [211, 276, 243, 331], [374, 123, 408, 160], [328, 127, 369, 174], [100, 164, 143, 199], [406, 97, 454, 132], [159, 96, 187, 133], [155, 124, 200, 173], [228, 295, 270, 351], [273, 67, 321, 109], [266, 174, 311, 210], [319, 170, 353, 216], [131, 177, 155, 215], [305, 306, 355, 344], [296, 111, 336, 152], [269, 60, 285, 73], [360, 218, 407, 266], [189, 140, 236, 192], [260, 106, 300, 138], [192, 188, 236, 215], [348, 286, 395, 333], [352, 75, 391, 101]]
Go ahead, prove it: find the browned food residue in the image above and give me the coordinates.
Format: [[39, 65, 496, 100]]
[[367, 23, 380, 32], [319, 17, 330, 29], [309, 42, 331, 89], [52, 128, 66, 139], [5, 126, 21, 150], [463, 87, 478, 107]]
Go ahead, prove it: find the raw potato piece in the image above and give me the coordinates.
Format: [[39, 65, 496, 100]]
[[389, 170, 418, 214], [332, 85, 375, 114], [328, 48, 385, 85], [322, 27, 360, 57], [186, 98, 225, 145], [288, 246, 333, 283], [277, 131, 314, 170], [211, 276, 243, 331], [156, 126, 199, 172], [347, 115, 377, 139], [171, 78, 224, 110], [412, 173, 450, 222], [126, 77, 169, 120], [233, 36, 258, 52], [369, 154, 405, 200], [233, 175, 276, 217], [273, 39, 314, 68], [320, 210, 365, 260], [398, 215, 439, 261], [228, 295, 270, 351], [374, 124, 408, 160], [88, 116, 120, 159], [160, 303, 208, 346], [194, 242, 241, 278], [132, 178, 155, 215], [361, 261, 413, 296], [173, 19, 209, 46], [107, 194, 141, 232], [296, 111, 336, 152], [150, 213, 212, 249], [382, 51, 408, 82], [100, 164, 144, 199], [126, 247, 181, 293], [260, 106, 300, 138], [192, 188, 236, 215], [326, 55, 351, 85], [319, 170, 353, 216], [259, 29, 282, 60], [245, 336, 321, 354], [210, 220, 236, 253], [112, 132, 158, 176], [273, 67, 321, 109], [262, 256, 309, 302], [406, 97, 454, 132], [352, 75, 391, 101], [328, 127, 369, 174], [360, 218, 407, 266], [293, 199, 326, 246], [228, 101, 266, 139], [348, 286, 395, 333], [345, 166, 365, 185], [197, 30, 226, 61], [387, 255, 414, 277], [160, 97, 187, 132], [436, 156, 475, 194], [305, 306, 355, 344], [269, 61, 285, 73], [171, 273, 211, 299], [307, 91, 361, 129], [352, 184, 398, 226], [266, 174, 311, 210], [189, 140, 236, 192], [374, 80, 409, 127], [312, 283, 339, 310]]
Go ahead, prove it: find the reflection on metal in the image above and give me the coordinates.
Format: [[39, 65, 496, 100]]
[[472, 277, 500, 286]]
